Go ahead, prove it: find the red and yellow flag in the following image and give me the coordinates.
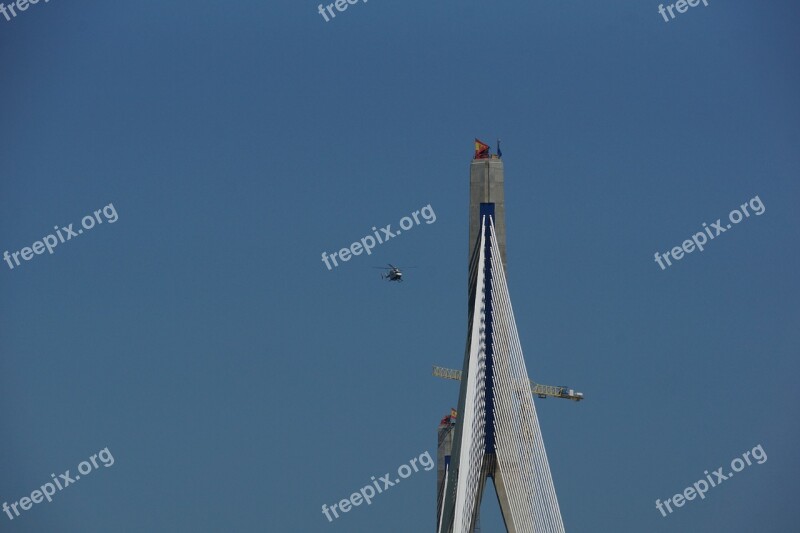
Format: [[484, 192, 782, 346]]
[[474, 139, 490, 159]]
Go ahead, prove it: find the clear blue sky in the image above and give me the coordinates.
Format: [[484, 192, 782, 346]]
[[1, 0, 798, 531]]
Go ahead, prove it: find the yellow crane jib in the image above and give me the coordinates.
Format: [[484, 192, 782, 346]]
[[431, 365, 584, 401]]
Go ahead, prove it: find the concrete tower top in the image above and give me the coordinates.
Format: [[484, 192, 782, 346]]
[[469, 158, 506, 271]]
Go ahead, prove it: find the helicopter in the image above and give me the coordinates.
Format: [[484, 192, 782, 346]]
[[373, 264, 414, 282]]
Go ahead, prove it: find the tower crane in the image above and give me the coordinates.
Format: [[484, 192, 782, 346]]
[[432, 365, 584, 401]]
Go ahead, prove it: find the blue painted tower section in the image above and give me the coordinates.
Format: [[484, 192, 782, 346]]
[[480, 203, 497, 454]]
